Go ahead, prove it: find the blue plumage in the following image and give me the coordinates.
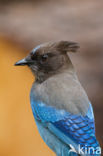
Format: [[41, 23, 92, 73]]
[[30, 94, 100, 155]]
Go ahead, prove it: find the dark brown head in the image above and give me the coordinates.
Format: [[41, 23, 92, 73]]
[[15, 41, 79, 82]]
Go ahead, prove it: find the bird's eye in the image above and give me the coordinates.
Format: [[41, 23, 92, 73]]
[[41, 54, 48, 62]]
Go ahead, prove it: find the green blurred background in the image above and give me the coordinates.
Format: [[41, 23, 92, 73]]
[[0, 0, 103, 155]]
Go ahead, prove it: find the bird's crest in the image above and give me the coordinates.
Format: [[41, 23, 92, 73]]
[[54, 41, 80, 53], [41, 41, 80, 54]]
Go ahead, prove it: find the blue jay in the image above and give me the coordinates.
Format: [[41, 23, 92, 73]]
[[15, 41, 100, 156]]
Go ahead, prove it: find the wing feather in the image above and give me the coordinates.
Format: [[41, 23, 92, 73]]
[[31, 98, 99, 154]]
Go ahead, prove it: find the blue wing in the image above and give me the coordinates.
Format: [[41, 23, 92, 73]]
[[30, 96, 99, 154]]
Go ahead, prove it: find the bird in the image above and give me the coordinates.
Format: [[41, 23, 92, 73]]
[[15, 41, 101, 156]]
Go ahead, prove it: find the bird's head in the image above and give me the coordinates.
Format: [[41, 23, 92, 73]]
[[15, 41, 79, 82]]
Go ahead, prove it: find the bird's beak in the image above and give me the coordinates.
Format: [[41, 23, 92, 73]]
[[14, 58, 28, 66]]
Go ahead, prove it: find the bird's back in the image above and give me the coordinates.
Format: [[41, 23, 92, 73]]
[[30, 70, 100, 155]]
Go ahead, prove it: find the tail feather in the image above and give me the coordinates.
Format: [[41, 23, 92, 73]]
[[55, 143, 78, 156], [36, 120, 78, 156]]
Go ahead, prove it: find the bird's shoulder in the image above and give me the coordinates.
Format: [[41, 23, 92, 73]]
[[30, 71, 89, 115]]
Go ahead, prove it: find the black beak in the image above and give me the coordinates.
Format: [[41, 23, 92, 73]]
[[14, 58, 28, 66]]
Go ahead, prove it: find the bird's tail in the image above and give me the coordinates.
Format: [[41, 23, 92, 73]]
[[56, 144, 78, 156], [56, 143, 101, 156]]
